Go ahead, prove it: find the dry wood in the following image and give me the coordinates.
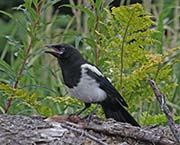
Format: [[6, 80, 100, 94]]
[[148, 78, 180, 143], [84, 119, 175, 145], [0, 114, 179, 145], [61, 122, 107, 145]]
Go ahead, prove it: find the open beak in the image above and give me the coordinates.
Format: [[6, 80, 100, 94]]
[[45, 45, 61, 58]]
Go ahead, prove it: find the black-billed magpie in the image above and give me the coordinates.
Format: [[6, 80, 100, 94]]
[[45, 44, 140, 126]]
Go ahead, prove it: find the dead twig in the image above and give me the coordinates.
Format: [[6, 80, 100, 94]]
[[61, 121, 107, 145], [148, 78, 180, 143]]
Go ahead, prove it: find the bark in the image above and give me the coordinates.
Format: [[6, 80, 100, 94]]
[[148, 78, 180, 143], [0, 114, 179, 145]]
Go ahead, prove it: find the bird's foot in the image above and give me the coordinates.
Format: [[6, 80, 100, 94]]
[[82, 113, 95, 124]]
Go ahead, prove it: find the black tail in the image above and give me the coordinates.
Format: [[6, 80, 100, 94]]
[[101, 98, 140, 127]]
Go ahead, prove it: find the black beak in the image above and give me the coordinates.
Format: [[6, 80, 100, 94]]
[[45, 45, 60, 58]]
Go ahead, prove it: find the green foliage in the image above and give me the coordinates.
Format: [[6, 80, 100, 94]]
[[140, 112, 168, 125], [0, 82, 96, 116], [140, 112, 180, 125], [94, 4, 159, 103], [154, 0, 175, 54], [97, 4, 156, 85], [0, 59, 16, 81], [0, 0, 72, 114], [0, 82, 51, 116]]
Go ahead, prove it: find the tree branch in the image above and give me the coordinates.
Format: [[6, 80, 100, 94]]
[[147, 78, 180, 143]]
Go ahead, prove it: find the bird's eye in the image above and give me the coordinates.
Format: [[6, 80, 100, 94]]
[[60, 47, 65, 54]]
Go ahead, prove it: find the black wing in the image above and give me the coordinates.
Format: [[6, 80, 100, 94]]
[[86, 66, 128, 107]]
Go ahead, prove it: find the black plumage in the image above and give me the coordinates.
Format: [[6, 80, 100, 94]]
[[45, 44, 140, 127]]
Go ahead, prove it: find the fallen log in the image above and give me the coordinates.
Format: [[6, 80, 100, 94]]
[[0, 114, 179, 145]]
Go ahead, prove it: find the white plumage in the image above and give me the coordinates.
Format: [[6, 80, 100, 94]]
[[81, 63, 103, 76], [69, 63, 107, 103]]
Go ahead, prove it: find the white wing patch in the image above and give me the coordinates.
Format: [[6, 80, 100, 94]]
[[68, 63, 107, 103], [81, 63, 103, 76]]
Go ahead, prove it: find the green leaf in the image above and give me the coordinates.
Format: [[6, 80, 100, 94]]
[[64, 4, 94, 17], [5, 35, 23, 49], [94, 0, 102, 10], [24, 0, 39, 21], [63, 4, 96, 31], [32, 0, 39, 8], [0, 59, 16, 80], [36, 106, 52, 116], [0, 106, 5, 114], [0, 10, 13, 19]]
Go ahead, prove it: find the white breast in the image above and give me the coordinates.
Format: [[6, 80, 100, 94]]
[[69, 64, 107, 103]]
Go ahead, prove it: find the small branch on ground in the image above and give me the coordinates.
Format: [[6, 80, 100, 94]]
[[61, 121, 107, 145], [147, 78, 180, 143]]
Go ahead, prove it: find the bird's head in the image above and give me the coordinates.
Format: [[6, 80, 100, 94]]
[[45, 44, 85, 66], [45, 44, 74, 58]]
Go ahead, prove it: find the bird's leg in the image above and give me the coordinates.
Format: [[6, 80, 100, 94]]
[[83, 104, 100, 121], [70, 103, 91, 116]]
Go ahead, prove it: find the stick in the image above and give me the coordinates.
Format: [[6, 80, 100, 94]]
[[148, 78, 180, 143], [61, 122, 107, 145]]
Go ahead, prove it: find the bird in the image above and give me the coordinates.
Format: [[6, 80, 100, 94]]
[[45, 43, 140, 127]]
